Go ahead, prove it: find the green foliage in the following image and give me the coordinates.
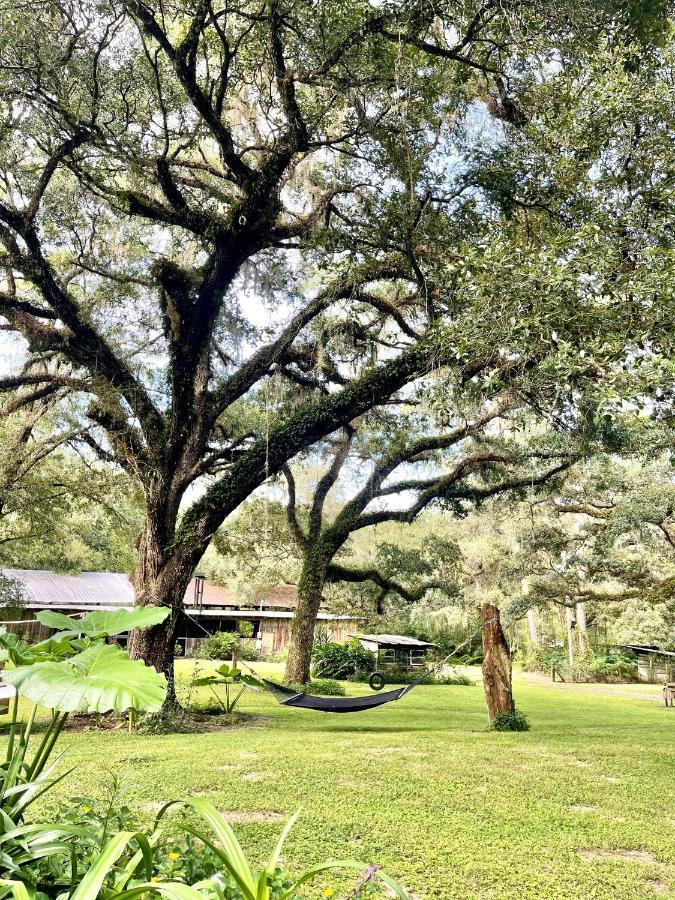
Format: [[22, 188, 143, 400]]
[[521, 646, 639, 684], [490, 710, 530, 732], [0, 575, 26, 618], [311, 641, 375, 680], [306, 679, 345, 696], [191, 664, 264, 714], [0, 435, 144, 574], [4, 643, 167, 714], [196, 632, 257, 662], [0, 787, 409, 900], [0, 608, 168, 713]]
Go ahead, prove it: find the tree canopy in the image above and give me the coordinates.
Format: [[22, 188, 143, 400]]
[[1, 0, 674, 696]]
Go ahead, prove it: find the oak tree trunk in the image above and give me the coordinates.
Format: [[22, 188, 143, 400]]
[[284, 560, 328, 684], [526, 608, 540, 647], [128, 606, 183, 711], [565, 604, 576, 670], [128, 502, 197, 713], [575, 602, 587, 655], [481, 603, 515, 723]]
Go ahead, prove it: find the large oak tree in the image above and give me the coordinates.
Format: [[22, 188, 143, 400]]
[[0, 0, 669, 706]]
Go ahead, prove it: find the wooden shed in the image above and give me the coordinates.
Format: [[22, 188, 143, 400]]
[[621, 645, 675, 683], [352, 633, 435, 671]]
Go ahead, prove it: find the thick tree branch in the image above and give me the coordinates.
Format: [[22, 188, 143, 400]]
[[281, 464, 308, 548], [326, 562, 447, 605]]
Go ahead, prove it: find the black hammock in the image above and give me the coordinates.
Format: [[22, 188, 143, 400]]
[[259, 669, 432, 714]]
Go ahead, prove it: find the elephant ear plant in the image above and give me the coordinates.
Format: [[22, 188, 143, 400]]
[[0, 607, 168, 874], [0, 608, 169, 820]]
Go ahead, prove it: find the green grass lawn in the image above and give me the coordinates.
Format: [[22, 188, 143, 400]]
[[9, 662, 675, 900]]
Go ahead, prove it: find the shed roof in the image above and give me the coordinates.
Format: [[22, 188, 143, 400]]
[[621, 644, 675, 658], [352, 633, 435, 648]]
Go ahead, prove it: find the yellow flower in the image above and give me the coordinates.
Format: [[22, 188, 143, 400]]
[[80, 806, 91, 814], [168, 852, 181, 861], [323, 890, 335, 898]]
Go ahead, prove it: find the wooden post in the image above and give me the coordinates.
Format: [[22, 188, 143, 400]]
[[481, 603, 515, 723]]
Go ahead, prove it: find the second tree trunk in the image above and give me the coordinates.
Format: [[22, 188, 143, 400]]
[[481, 603, 515, 723]]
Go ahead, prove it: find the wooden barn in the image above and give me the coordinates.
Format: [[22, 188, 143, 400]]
[[0, 569, 361, 656]]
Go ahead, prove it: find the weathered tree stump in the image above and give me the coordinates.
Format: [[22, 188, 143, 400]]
[[481, 603, 515, 723]]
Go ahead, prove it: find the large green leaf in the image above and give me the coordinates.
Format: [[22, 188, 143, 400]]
[[0, 879, 34, 900], [2, 643, 166, 713], [36, 607, 169, 638], [0, 631, 37, 667]]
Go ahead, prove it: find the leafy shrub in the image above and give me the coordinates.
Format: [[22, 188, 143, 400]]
[[311, 639, 375, 679], [490, 710, 530, 732], [197, 631, 257, 661], [520, 646, 638, 683], [584, 652, 639, 683], [307, 678, 345, 696], [238, 620, 255, 639]]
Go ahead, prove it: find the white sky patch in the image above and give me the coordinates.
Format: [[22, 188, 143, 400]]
[[0, 332, 28, 375]]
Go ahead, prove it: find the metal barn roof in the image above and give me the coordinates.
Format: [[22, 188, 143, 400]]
[[1, 569, 349, 619]]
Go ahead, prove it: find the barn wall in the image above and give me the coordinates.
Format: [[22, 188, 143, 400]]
[[637, 658, 675, 683], [1, 607, 362, 660], [2, 616, 51, 643], [260, 619, 291, 654], [329, 620, 359, 643]]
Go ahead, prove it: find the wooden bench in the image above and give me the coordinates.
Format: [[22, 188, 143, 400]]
[[664, 683, 675, 708]]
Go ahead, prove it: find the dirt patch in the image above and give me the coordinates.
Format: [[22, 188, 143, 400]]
[[360, 746, 406, 757], [600, 775, 621, 783], [336, 778, 365, 790], [64, 713, 127, 732], [569, 805, 596, 813], [141, 801, 168, 813], [570, 759, 593, 769], [241, 771, 272, 782], [238, 751, 258, 759], [220, 810, 285, 824], [219, 764, 240, 772], [578, 849, 658, 864], [646, 879, 672, 896]]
